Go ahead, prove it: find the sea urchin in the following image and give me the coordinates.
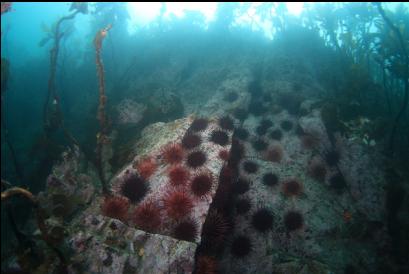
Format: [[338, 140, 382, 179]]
[[242, 161, 258, 174], [264, 145, 284, 162], [189, 118, 208, 132], [282, 178, 303, 197], [308, 159, 327, 182], [284, 210, 304, 232], [210, 130, 229, 146], [182, 133, 202, 150], [120, 173, 149, 204], [133, 200, 161, 233], [231, 235, 252, 257], [218, 116, 235, 131], [161, 143, 184, 165], [191, 172, 213, 198], [168, 165, 190, 187], [262, 172, 279, 187], [163, 191, 194, 220], [101, 196, 130, 222], [136, 157, 157, 180], [173, 218, 199, 242], [186, 151, 207, 168], [251, 208, 274, 232]]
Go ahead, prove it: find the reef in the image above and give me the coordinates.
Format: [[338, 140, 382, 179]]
[[2, 4, 405, 272]]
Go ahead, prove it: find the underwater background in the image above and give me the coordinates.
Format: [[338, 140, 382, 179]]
[[1, 2, 409, 273]]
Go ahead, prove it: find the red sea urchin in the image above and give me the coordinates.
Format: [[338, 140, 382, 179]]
[[191, 172, 213, 199], [264, 144, 284, 162], [308, 159, 327, 182], [284, 210, 304, 232], [173, 218, 199, 242], [161, 143, 184, 165], [101, 196, 130, 222], [120, 173, 149, 204], [163, 191, 194, 220], [186, 150, 207, 168], [168, 165, 190, 187], [282, 178, 303, 197], [218, 149, 230, 161], [195, 256, 218, 274], [133, 200, 161, 233], [136, 157, 157, 180], [301, 134, 319, 149]]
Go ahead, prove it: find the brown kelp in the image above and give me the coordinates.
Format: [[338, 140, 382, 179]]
[[94, 24, 112, 194], [374, 3, 409, 153], [1, 182, 68, 272], [42, 3, 87, 145]]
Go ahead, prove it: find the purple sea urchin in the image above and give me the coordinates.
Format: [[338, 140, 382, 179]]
[[120, 173, 149, 204], [263, 172, 279, 187], [187, 151, 207, 168], [329, 173, 346, 193], [233, 108, 248, 121], [173, 218, 199, 242], [191, 172, 213, 198], [284, 210, 304, 231], [236, 198, 251, 215], [280, 120, 293, 131], [233, 127, 249, 141], [251, 208, 274, 232], [182, 133, 202, 149], [269, 129, 283, 141], [242, 161, 258, 174], [218, 116, 234, 131], [189, 118, 208, 132], [325, 150, 340, 166], [252, 138, 268, 152], [231, 235, 252, 257], [233, 178, 250, 194], [202, 210, 230, 246], [210, 130, 229, 146], [223, 91, 239, 102]]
